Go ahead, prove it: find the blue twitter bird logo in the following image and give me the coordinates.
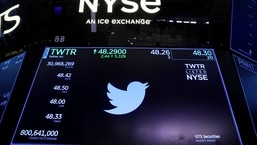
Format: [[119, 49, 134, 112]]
[[104, 81, 149, 115]]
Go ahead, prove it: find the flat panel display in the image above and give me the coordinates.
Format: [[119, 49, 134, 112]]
[[233, 55, 257, 136], [230, 0, 257, 63], [10, 47, 242, 145], [0, 52, 26, 123]]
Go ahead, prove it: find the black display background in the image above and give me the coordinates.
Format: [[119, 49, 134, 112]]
[[10, 48, 242, 145]]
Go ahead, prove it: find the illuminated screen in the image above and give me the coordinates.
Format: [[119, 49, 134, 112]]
[[230, 0, 257, 63], [11, 47, 242, 145], [0, 52, 26, 123], [233, 55, 257, 137]]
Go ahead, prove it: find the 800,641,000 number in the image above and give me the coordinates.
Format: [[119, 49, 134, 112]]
[[20, 129, 59, 137]]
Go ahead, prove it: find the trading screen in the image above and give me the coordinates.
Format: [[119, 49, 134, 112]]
[[0, 52, 26, 123], [10, 47, 242, 145], [233, 55, 257, 137], [231, 0, 257, 63]]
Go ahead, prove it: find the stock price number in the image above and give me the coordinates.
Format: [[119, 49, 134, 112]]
[[57, 73, 72, 80], [53, 85, 69, 91], [45, 113, 63, 120], [57, 73, 72, 78], [20, 129, 59, 137], [193, 50, 214, 60], [151, 49, 171, 59], [94, 49, 127, 55], [94, 49, 127, 59], [49, 99, 66, 105]]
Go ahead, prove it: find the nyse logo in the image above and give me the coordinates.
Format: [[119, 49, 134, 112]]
[[104, 81, 149, 115], [79, 0, 161, 14], [185, 64, 208, 81], [0, 4, 21, 35]]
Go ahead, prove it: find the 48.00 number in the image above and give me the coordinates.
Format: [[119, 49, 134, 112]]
[[20, 129, 59, 137]]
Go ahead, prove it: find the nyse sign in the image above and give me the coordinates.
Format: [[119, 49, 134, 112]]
[[0, 4, 21, 35], [79, 0, 161, 14]]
